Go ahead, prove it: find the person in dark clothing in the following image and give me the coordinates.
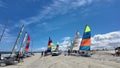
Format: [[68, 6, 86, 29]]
[[68, 49, 71, 56], [44, 51, 47, 56], [16, 53, 20, 62], [41, 51, 44, 57]]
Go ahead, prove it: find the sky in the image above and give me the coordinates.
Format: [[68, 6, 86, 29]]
[[0, 0, 120, 51]]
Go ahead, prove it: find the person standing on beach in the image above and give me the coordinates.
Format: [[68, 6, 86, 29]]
[[16, 53, 20, 62], [41, 51, 44, 57], [20, 54, 24, 62], [68, 49, 70, 56]]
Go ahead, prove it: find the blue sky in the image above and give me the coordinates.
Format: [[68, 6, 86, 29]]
[[0, 0, 120, 51]]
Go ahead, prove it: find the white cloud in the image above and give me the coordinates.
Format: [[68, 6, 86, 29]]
[[91, 31, 120, 50], [34, 47, 47, 52], [18, 0, 112, 26], [62, 37, 71, 41]]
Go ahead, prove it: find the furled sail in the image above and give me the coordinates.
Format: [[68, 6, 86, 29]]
[[79, 25, 91, 50], [11, 24, 24, 57], [19, 32, 27, 54]]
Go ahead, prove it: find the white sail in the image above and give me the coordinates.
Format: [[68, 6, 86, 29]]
[[72, 31, 80, 50]]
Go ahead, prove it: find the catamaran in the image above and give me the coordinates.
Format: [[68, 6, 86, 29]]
[[44, 37, 52, 56], [79, 25, 91, 57], [4, 24, 24, 65], [0, 24, 24, 66], [51, 42, 61, 56]]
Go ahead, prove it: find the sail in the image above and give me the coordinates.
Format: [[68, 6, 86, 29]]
[[79, 25, 91, 50], [11, 24, 24, 56], [72, 31, 80, 50], [25, 35, 30, 52], [56, 42, 59, 51], [51, 45, 56, 52], [19, 32, 27, 54], [70, 41, 73, 50], [47, 37, 52, 52]]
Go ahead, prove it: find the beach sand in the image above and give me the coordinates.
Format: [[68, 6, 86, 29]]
[[1, 53, 120, 68]]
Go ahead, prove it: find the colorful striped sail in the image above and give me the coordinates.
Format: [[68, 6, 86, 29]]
[[79, 25, 91, 50], [47, 37, 52, 52], [25, 35, 30, 52]]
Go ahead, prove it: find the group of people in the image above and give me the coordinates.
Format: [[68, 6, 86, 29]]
[[41, 51, 48, 57], [16, 53, 24, 62], [64, 49, 80, 56]]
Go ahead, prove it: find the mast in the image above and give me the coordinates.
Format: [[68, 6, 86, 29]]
[[0, 25, 6, 42], [11, 24, 24, 57], [18, 32, 27, 54]]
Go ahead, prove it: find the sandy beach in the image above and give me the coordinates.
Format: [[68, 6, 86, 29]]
[[1, 52, 120, 68]]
